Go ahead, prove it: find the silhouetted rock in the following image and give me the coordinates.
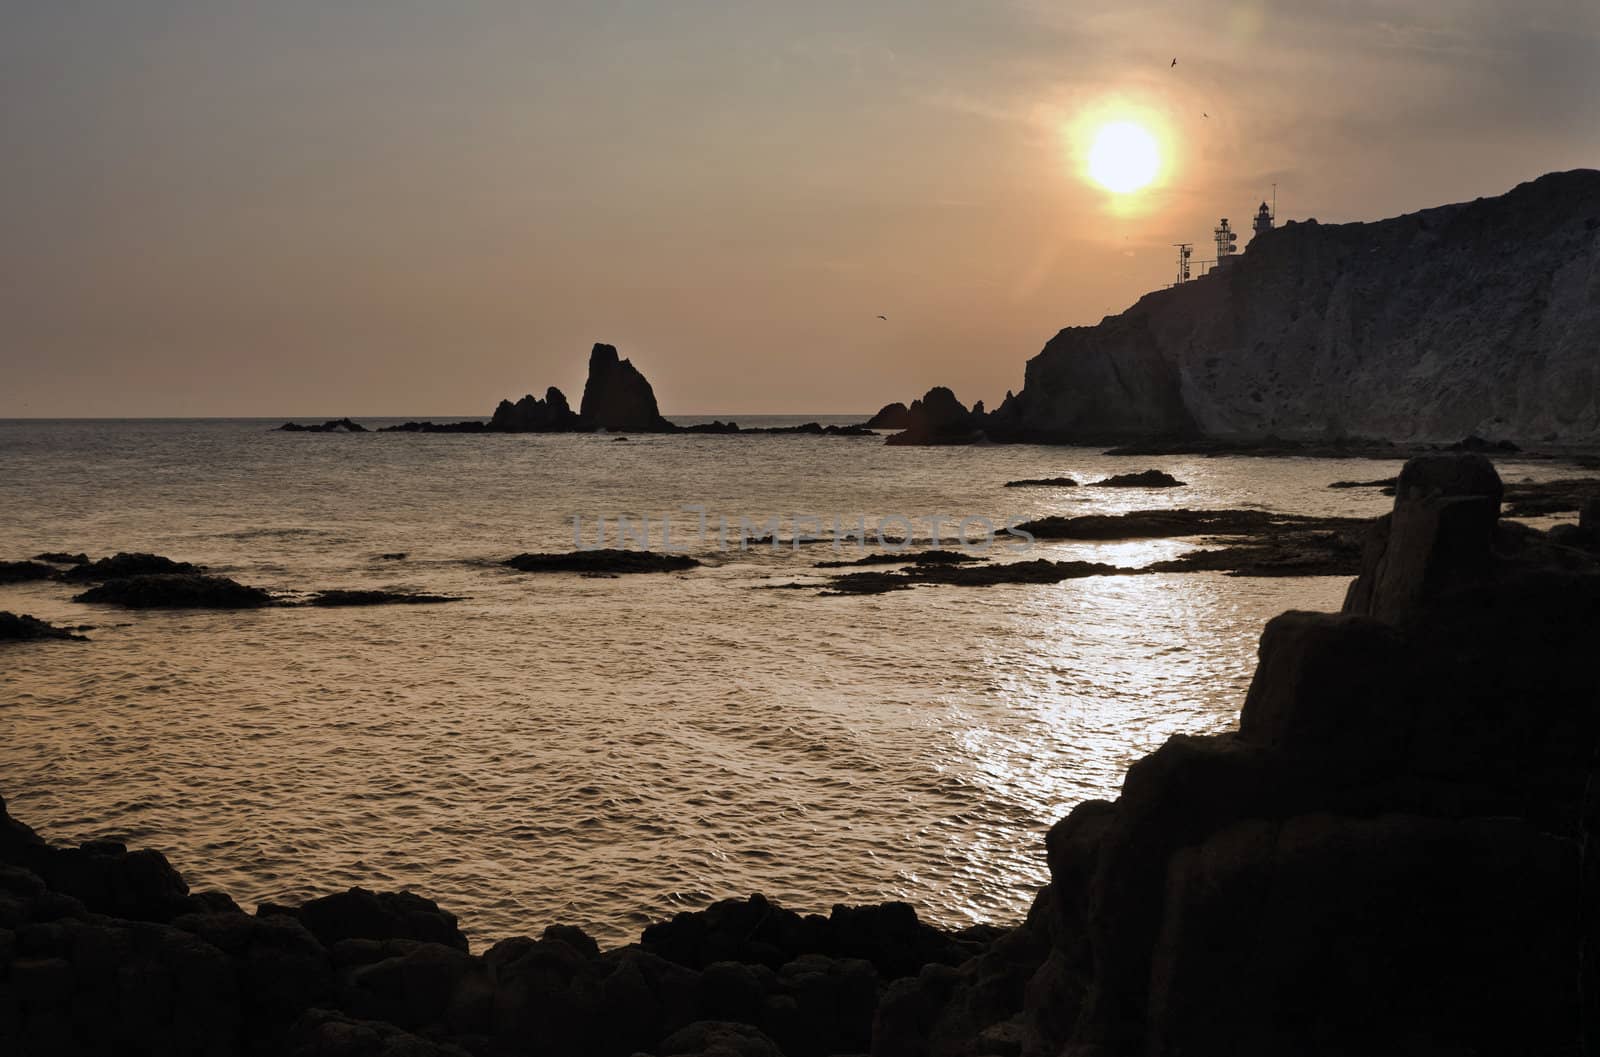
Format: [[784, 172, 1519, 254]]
[[1328, 475, 1399, 491], [1501, 475, 1600, 517], [1089, 469, 1186, 488], [378, 420, 490, 433], [504, 549, 701, 574], [660, 1020, 785, 1057], [61, 552, 202, 582], [865, 402, 912, 429], [1014, 508, 1365, 541], [884, 388, 984, 446], [0, 560, 57, 584], [73, 574, 276, 609], [490, 385, 582, 432], [278, 418, 368, 432], [260, 887, 469, 952], [581, 343, 675, 432], [1003, 476, 1079, 488], [1447, 433, 1520, 453], [305, 590, 462, 606], [0, 612, 87, 642], [813, 549, 982, 568], [818, 559, 1130, 595], [30, 551, 89, 565]]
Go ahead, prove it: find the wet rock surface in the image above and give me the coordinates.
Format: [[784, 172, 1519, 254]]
[[504, 549, 702, 575], [1014, 508, 1367, 541], [0, 560, 58, 584], [813, 550, 982, 569], [0, 612, 88, 642], [61, 552, 203, 582], [72, 574, 277, 609]]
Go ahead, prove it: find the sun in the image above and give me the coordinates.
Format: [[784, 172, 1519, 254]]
[[1087, 121, 1161, 194]]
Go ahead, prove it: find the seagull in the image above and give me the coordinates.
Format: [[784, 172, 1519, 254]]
[[876, 314, 887, 320], [1171, 57, 1177, 67], [1203, 112, 1209, 118]]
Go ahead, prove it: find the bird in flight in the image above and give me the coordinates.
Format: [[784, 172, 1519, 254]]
[[1203, 112, 1209, 118], [876, 314, 887, 320], [1170, 57, 1177, 67]]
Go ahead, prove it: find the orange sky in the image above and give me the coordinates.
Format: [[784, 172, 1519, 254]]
[[3, 1, 1597, 417]]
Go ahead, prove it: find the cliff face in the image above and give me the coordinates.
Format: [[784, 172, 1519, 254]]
[[992, 170, 1600, 444]]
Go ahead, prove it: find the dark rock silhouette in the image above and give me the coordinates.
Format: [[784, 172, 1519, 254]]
[[489, 386, 582, 432], [304, 590, 462, 607], [278, 418, 368, 432], [0, 560, 57, 584], [883, 388, 984, 446], [580, 343, 675, 432], [1089, 469, 1186, 488], [378, 419, 490, 433], [865, 402, 912, 429], [1014, 508, 1366, 541], [73, 574, 276, 609], [985, 171, 1600, 444], [258, 887, 469, 952], [1328, 475, 1399, 490], [1003, 476, 1079, 488], [61, 552, 202, 582], [504, 549, 701, 574], [880, 453, 1599, 1056], [0, 612, 87, 642], [813, 549, 983, 569], [1502, 475, 1600, 517], [31, 551, 89, 565]]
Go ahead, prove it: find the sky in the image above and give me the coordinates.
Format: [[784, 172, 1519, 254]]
[[2, 1, 1597, 417]]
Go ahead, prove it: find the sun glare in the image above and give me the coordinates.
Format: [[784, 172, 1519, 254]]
[[1087, 121, 1160, 194]]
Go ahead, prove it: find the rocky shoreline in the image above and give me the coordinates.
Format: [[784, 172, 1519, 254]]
[[3, 453, 1596, 1055]]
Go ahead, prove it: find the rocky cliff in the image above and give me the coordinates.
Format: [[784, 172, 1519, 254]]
[[989, 170, 1600, 444]]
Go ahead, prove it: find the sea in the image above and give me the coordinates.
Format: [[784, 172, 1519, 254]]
[[0, 416, 1572, 948]]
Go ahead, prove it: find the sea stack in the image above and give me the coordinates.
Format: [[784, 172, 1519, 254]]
[[579, 343, 674, 433]]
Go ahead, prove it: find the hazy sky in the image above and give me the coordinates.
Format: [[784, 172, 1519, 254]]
[[3, 1, 1597, 417]]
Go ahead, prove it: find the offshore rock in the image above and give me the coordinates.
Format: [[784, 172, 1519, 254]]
[[580, 343, 676, 432], [987, 170, 1600, 444], [504, 549, 701, 575], [883, 388, 984, 446], [866, 402, 912, 429], [72, 573, 277, 609], [489, 385, 582, 432], [61, 552, 203, 582], [0, 560, 58, 584], [0, 612, 88, 642], [277, 418, 367, 433]]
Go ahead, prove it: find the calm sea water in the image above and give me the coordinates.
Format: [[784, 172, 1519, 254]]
[[1, 418, 1568, 948]]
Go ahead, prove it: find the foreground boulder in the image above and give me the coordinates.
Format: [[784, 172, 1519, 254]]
[[889, 453, 1599, 1056]]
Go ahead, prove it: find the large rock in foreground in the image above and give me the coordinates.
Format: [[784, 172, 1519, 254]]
[[886, 452, 1599, 1057]]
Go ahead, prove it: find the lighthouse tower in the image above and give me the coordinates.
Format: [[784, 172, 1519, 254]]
[[1252, 200, 1274, 237]]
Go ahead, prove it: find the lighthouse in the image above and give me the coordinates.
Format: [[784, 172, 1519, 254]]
[[1252, 200, 1274, 237]]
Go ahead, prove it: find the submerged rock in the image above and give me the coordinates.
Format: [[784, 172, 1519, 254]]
[[305, 589, 462, 607], [813, 549, 983, 569], [61, 552, 202, 582], [278, 418, 368, 432], [73, 574, 276, 609], [0, 612, 88, 642], [504, 549, 701, 574], [1089, 469, 1186, 488]]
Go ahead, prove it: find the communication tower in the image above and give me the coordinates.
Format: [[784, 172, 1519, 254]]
[[1213, 218, 1239, 267], [1171, 243, 1193, 285]]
